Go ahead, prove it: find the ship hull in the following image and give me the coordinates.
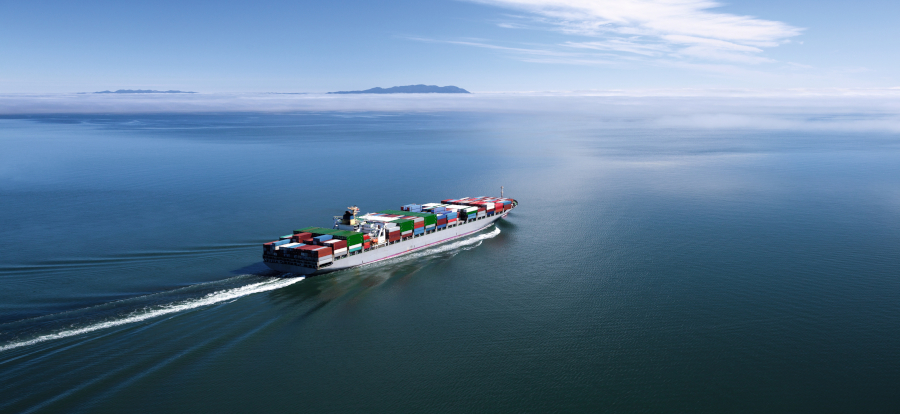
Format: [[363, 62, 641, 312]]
[[263, 212, 508, 276]]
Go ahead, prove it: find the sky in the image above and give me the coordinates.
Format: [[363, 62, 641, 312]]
[[2, 0, 899, 93]]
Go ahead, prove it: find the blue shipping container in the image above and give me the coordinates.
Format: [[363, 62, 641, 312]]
[[313, 235, 333, 242]]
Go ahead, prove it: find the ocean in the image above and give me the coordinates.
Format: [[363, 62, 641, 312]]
[[1, 109, 899, 412]]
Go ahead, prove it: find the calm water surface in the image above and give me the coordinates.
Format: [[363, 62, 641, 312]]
[[1, 112, 899, 413]]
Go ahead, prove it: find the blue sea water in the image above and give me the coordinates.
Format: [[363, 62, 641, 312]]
[[1, 111, 899, 412]]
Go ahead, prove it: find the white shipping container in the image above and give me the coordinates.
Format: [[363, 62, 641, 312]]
[[348, 244, 362, 250], [333, 248, 348, 255], [318, 256, 333, 264], [485, 202, 495, 209], [277, 242, 302, 250]]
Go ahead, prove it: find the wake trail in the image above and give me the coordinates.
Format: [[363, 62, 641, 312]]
[[0, 226, 501, 353], [0, 276, 303, 353], [371, 226, 501, 268]]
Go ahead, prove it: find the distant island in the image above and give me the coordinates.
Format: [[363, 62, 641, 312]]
[[94, 89, 196, 94], [328, 84, 469, 94]]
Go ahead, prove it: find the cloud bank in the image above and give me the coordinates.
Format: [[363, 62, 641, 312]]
[[2, 91, 900, 133]]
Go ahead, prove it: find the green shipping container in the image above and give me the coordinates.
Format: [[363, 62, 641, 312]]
[[330, 230, 365, 247], [388, 218, 414, 232], [378, 210, 437, 226]]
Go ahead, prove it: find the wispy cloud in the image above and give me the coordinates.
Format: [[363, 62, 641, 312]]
[[405, 36, 619, 66], [464, 0, 802, 66]]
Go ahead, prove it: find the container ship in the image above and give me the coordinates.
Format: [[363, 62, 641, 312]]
[[263, 195, 517, 276]]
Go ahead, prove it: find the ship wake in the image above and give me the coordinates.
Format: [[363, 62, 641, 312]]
[[0, 275, 303, 353], [370, 226, 501, 268]]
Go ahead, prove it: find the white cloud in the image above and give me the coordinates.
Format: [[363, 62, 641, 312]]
[[469, 0, 802, 65]]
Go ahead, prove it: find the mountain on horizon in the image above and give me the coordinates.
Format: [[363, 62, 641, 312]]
[[328, 84, 469, 94]]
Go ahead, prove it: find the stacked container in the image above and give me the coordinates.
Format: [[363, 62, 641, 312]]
[[313, 234, 333, 243], [387, 227, 401, 242], [298, 245, 334, 265], [291, 232, 313, 243], [264, 239, 292, 253], [445, 210, 458, 226], [276, 242, 303, 256], [323, 239, 348, 256]]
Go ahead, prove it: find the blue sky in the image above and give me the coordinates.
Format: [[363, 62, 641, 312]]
[[2, 0, 899, 92]]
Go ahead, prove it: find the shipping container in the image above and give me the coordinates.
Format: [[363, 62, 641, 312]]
[[388, 218, 414, 232], [330, 230, 365, 247], [323, 239, 348, 250], [379, 210, 437, 226], [299, 245, 333, 258], [291, 232, 312, 242]]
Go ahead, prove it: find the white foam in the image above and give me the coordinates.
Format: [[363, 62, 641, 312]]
[[372, 226, 501, 267], [0, 276, 303, 353]]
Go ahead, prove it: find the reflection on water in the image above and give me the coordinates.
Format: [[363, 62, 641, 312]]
[[2, 112, 900, 413]]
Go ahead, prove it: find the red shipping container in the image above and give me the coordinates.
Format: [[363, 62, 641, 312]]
[[299, 245, 332, 258], [324, 239, 347, 250], [363, 234, 370, 240], [291, 232, 312, 242], [363, 242, 371, 249], [437, 218, 447, 225]]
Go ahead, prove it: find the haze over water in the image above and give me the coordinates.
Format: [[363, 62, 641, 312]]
[[2, 106, 900, 412]]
